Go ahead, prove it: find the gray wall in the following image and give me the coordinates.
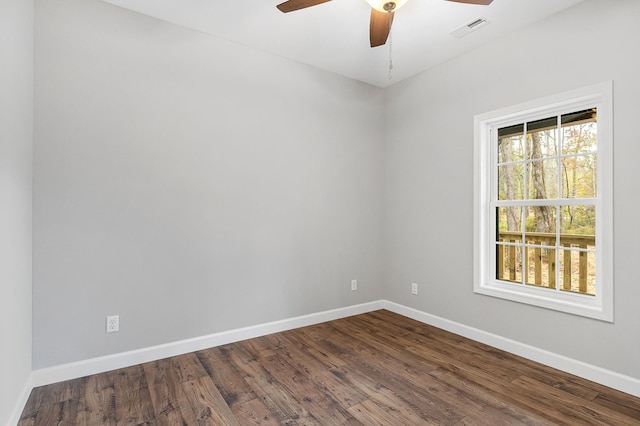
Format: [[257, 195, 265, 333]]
[[33, 0, 385, 368], [383, 0, 640, 379], [0, 0, 33, 423]]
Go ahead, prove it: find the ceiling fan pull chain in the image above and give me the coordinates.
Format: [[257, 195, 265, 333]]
[[388, 11, 393, 80]]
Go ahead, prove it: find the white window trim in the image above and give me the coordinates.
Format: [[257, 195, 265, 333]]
[[474, 81, 613, 322]]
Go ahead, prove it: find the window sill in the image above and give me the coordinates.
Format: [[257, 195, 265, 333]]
[[475, 279, 613, 322]]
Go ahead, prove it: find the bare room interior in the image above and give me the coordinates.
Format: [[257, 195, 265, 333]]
[[2, 0, 640, 424]]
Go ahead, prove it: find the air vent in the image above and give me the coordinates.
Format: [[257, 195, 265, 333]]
[[450, 17, 489, 39]]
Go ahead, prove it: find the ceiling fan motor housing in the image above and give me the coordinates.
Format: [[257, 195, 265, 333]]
[[366, 0, 407, 13]]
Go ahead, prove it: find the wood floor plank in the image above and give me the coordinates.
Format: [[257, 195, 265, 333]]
[[20, 378, 84, 418], [357, 312, 524, 382], [333, 323, 524, 425], [333, 364, 443, 425], [75, 371, 116, 425], [331, 318, 444, 374], [593, 391, 640, 420], [267, 331, 369, 409], [366, 310, 590, 415], [431, 362, 593, 425], [429, 366, 560, 425], [224, 343, 314, 424], [347, 398, 425, 425], [283, 327, 349, 370], [113, 365, 156, 425], [142, 358, 193, 425], [230, 397, 280, 425], [239, 335, 280, 360], [171, 352, 209, 383], [18, 310, 640, 426], [29, 399, 79, 426], [249, 350, 357, 425], [196, 346, 258, 407], [368, 309, 606, 403], [287, 325, 350, 368], [511, 375, 640, 426], [293, 322, 463, 423], [316, 324, 466, 424], [180, 376, 240, 426]]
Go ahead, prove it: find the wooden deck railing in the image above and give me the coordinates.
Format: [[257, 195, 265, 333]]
[[497, 231, 595, 294]]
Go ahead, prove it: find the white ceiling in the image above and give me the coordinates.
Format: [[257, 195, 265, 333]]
[[98, 0, 584, 87]]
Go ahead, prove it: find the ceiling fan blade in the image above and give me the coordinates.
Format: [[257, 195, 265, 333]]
[[444, 0, 493, 5], [370, 9, 394, 48], [276, 0, 332, 13]]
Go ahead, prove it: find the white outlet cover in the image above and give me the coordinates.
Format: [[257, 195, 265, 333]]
[[411, 283, 418, 295], [351, 279, 357, 291], [106, 315, 119, 333]]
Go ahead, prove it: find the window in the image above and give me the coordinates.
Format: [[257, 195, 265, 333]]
[[474, 82, 613, 321]]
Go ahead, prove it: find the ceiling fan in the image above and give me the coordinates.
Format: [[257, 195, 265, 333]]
[[276, 0, 494, 47]]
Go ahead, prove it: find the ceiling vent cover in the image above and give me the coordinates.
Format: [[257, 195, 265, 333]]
[[450, 17, 489, 38]]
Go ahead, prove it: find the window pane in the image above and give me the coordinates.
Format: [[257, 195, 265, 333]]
[[498, 163, 524, 200], [496, 243, 522, 283], [559, 249, 595, 296], [497, 206, 522, 235], [498, 123, 524, 138], [525, 206, 556, 246], [527, 159, 558, 199], [497, 207, 523, 283], [527, 119, 558, 160], [559, 204, 595, 296], [561, 154, 597, 198], [560, 205, 596, 246], [498, 132, 525, 163], [525, 246, 557, 289], [562, 109, 597, 156]]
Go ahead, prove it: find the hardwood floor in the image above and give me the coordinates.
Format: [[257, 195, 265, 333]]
[[18, 310, 640, 425]]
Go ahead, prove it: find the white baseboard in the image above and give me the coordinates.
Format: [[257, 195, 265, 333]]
[[382, 301, 640, 398], [17, 299, 639, 423], [30, 300, 385, 388]]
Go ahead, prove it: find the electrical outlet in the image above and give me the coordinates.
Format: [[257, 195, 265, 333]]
[[106, 315, 119, 333], [351, 279, 358, 291], [411, 282, 418, 295]]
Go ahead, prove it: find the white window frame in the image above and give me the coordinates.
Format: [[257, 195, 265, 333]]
[[474, 81, 613, 322]]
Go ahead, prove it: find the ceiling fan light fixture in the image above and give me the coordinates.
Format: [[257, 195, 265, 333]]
[[366, 0, 408, 13]]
